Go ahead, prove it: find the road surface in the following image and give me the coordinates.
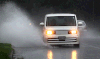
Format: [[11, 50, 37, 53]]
[[13, 36, 100, 59]]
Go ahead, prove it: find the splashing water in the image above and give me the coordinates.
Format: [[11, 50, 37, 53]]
[[0, 2, 43, 47]]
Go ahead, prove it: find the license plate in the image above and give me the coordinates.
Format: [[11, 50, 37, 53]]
[[58, 36, 66, 40], [56, 30, 68, 35]]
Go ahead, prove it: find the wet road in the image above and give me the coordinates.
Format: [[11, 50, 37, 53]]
[[14, 37, 100, 59]]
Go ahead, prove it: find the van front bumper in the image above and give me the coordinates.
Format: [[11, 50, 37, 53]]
[[47, 42, 79, 45], [43, 35, 80, 45]]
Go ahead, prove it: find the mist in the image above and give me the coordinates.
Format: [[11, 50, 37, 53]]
[[0, 2, 99, 48], [0, 2, 43, 47], [80, 28, 100, 40]]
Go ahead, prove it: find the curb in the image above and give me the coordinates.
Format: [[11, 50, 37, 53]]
[[9, 45, 15, 59], [10, 45, 24, 59], [13, 54, 24, 59]]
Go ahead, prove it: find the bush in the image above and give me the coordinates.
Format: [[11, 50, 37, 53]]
[[0, 43, 13, 59]]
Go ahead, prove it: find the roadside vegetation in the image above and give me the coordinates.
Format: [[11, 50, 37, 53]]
[[0, 43, 13, 59]]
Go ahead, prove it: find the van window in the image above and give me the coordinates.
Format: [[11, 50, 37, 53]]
[[46, 16, 76, 26]]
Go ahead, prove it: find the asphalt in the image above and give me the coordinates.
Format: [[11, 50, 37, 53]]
[[13, 36, 100, 59]]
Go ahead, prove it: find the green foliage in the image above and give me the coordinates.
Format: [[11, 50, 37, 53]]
[[0, 43, 13, 59]]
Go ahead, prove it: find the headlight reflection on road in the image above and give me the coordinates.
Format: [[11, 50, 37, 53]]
[[71, 50, 77, 59], [47, 50, 53, 59]]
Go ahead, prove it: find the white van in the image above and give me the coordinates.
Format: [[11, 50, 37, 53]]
[[40, 13, 80, 47]]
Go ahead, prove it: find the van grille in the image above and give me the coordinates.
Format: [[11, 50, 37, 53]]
[[47, 38, 77, 43]]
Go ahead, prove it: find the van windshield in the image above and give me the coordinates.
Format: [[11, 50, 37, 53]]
[[46, 16, 76, 26]]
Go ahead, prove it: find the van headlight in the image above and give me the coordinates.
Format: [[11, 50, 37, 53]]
[[68, 30, 77, 34], [45, 30, 55, 35]]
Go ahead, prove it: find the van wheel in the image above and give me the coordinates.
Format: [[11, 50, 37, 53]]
[[74, 44, 80, 48]]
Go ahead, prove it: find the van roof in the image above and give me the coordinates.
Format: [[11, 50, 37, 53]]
[[45, 13, 76, 17]]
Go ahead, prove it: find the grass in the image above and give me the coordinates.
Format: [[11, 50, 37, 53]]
[[0, 43, 13, 59]]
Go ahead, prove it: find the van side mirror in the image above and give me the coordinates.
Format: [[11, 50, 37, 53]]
[[39, 22, 44, 26], [78, 22, 83, 26], [77, 21, 87, 31]]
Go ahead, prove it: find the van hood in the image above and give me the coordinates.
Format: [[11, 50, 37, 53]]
[[45, 26, 77, 30]]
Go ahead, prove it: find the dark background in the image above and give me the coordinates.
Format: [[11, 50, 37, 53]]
[[0, 0, 99, 29]]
